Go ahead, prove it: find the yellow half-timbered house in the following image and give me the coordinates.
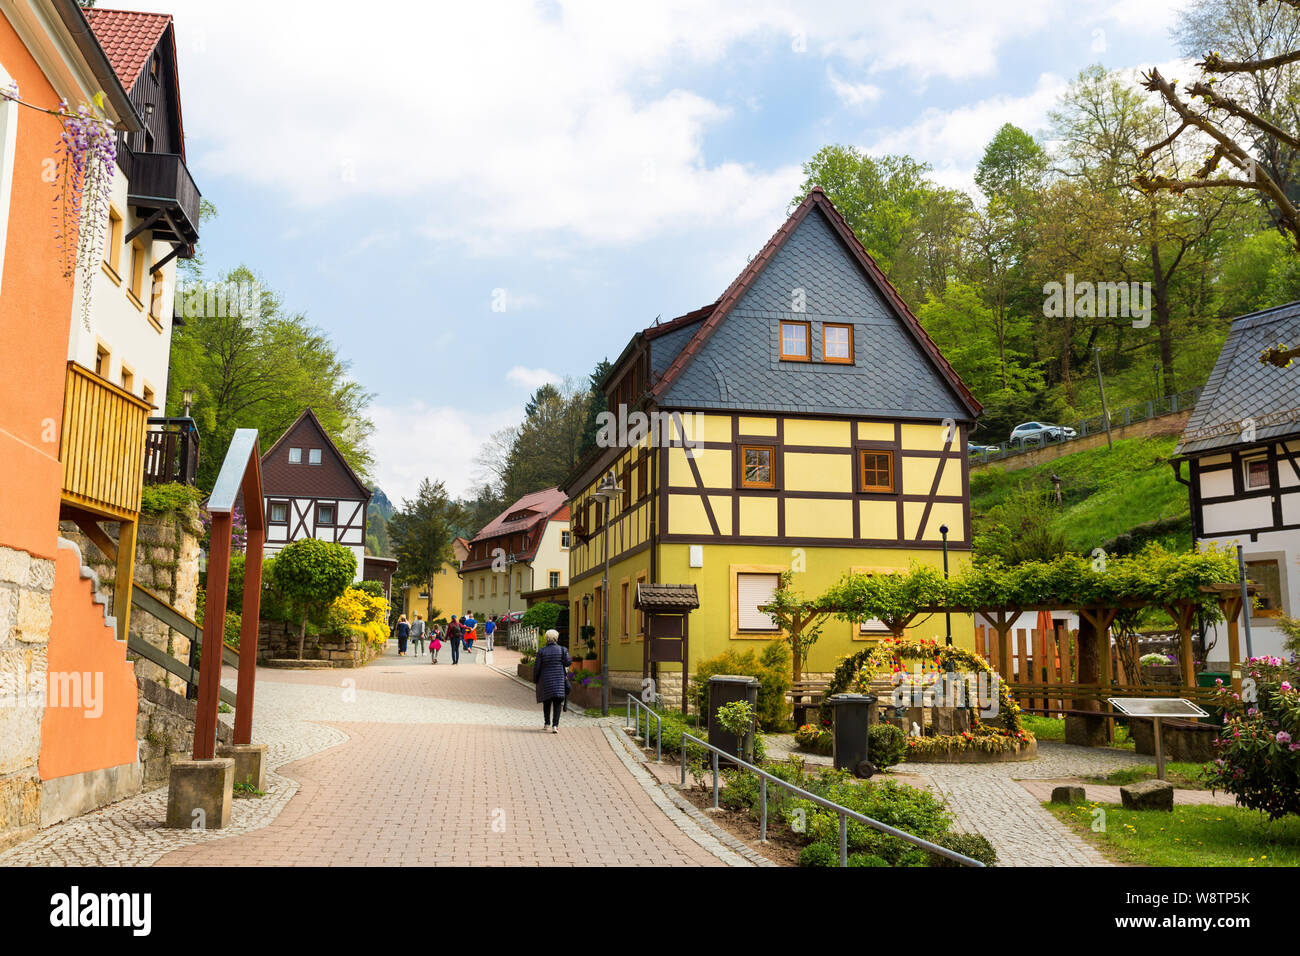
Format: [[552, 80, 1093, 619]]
[[560, 187, 982, 699]]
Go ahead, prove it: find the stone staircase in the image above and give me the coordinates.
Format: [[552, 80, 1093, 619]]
[[56, 537, 118, 638]]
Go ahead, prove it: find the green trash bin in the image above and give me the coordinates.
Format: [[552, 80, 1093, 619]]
[[1197, 672, 1230, 725]]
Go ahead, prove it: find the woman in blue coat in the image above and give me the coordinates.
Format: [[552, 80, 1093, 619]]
[[532, 630, 571, 733]]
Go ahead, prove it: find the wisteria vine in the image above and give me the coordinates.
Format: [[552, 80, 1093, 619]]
[[1, 84, 116, 328]]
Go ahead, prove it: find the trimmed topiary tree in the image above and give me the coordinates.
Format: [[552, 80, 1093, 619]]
[[270, 538, 357, 659]]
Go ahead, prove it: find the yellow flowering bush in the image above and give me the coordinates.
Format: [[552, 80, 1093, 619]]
[[331, 587, 390, 648]]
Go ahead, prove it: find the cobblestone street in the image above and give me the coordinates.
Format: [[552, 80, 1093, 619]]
[[0, 643, 743, 867]]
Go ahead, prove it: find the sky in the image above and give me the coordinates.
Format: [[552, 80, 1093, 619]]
[[108, 0, 1188, 504]]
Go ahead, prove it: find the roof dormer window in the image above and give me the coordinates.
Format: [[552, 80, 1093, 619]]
[[309, 448, 322, 465], [288, 447, 302, 464]]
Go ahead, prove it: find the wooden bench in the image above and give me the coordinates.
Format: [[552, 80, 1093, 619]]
[[788, 680, 830, 727]]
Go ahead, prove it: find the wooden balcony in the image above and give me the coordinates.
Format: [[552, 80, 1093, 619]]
[[124, 145, 201, 247], [144, 417, 201, 487], [59, 362, 151, 522]]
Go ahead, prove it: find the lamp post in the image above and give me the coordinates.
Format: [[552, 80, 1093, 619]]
[[940, 524, 951, 647], [182, 388, 194, 419], [592, 469, 623, 716]]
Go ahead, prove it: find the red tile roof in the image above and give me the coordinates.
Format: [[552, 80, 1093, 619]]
[[85, 8, 172, 92], [469, 487, 568, 545]]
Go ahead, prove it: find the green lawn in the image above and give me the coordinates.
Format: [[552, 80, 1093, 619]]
[[1047, 802, 1300, 866], [1083, 762, 1210, 790], [971, 436, 1191, 553], [1021, 715, 1135, 749]]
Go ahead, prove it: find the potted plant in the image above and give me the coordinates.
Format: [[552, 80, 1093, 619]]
[[578, 624, 599, 672]]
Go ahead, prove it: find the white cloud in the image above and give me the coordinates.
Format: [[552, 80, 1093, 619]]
[[369, 401, 518, 502], [827, 69, 882, 108], [505, 366, 560, 390], [865, 73, 1070, 195], [107, 0, 1124, 254]]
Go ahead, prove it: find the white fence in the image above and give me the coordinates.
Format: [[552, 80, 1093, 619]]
[[508, 624, 539, 654]]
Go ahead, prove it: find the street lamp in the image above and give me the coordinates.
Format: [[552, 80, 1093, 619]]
[[182, 388, 194, 419], [940, 524, 951, 647], [592, 469, 623, 716]]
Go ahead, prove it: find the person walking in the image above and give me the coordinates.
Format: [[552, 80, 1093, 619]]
[[411, 614, 426, 657], [430, 623, 443, 663], [446, 615, 463, 665], [532, 630, 571, 733], [484, 615, 496, 652], [462, 614, 476, 656], [395, 615, 410, 656]]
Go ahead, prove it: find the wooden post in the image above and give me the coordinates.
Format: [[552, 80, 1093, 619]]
[[233, 525, 263, 746], [1015, 628, 1028, 710], [1164, 603, 1197, 691], [113, 519, 137, 643], [1222, 596, 1243, 693], [193, 513, 232, 760]]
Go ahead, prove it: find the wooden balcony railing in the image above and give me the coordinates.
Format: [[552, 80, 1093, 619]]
[[144, 417, 201, 487], [60, 362, 151, 521]]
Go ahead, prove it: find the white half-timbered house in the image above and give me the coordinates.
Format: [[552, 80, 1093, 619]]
[[260, 409, 371, 580], [1173, 300, 1300, 661]]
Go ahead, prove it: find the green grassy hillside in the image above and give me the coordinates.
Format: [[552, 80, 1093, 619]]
[[970, 436, 1192, 557]]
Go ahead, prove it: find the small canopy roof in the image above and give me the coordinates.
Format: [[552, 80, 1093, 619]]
[[635, 583, 699, 611]]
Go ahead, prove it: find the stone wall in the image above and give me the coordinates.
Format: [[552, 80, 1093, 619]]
[[0, 545, 55, 851], [60, 508, 202, 696], [136, 676, 233, 791], [258, 619, 380, 668]]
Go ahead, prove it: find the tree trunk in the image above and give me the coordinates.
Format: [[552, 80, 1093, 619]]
[[297, 616, 307, 660], [1150, 232, 1175, 392]]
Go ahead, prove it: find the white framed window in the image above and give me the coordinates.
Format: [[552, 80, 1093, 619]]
[[1244, 457, 1270, 490], [736, 572, 779, 632], [288, 447, 302, 464], [549, 570, 560, 588], [561, 530, 571, 549], [309, 448, 322, 465]]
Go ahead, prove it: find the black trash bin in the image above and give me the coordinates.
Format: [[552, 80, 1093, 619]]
[[707, 675, 760, 763], [829, 693, 878, 778]]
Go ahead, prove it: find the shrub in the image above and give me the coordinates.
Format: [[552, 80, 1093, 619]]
[[1204, 656, 1300, 819], [1281, 616, 1300, 660], [354, 579, 385, 598], [520, 601, 562, 631], [223, 610, 242, 649], [795, 723, 833, 755], [929, 832, 997, 867], [848, 853, 889, 867], [331, 587, 391, 649], [270, 539, 357, 658], [690, 642, 792, 731], [139, 482, 204, 518], [798, 842, 838, 867], [868, 723, 907, 768]]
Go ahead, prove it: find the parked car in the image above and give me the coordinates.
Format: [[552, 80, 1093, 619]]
[[968, 443, 999, 455], [1009, 421, 1077, 444]]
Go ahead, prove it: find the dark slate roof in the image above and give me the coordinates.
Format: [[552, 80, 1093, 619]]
[[261, 408, 372, 500], [635, 583, 699, 611], [652, 189, 980, 421], [1174, 300, 1300, 457]]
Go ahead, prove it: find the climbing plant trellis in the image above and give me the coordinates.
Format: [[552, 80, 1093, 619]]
[[814, 546, 1249, 738]]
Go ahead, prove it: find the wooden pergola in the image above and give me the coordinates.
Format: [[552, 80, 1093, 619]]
[[854, 584, 1251, 741]]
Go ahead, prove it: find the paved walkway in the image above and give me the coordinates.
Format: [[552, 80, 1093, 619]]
[[764, 734, 1183, 866], [0, 643, 742, 867]]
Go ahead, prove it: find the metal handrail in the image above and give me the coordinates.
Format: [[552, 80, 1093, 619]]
[[679, 732, 984, 867], [625, 695, 663, 763]]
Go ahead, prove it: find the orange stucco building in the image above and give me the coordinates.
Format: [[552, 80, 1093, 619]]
[[1, 0, 147, 847]]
